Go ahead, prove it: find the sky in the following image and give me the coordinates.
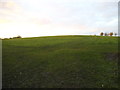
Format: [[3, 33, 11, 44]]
[[0, 0, 119, 38]]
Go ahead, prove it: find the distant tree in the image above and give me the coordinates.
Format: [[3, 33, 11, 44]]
[[13, 37, 16, 39], [109, 32, 113, 36], [17, 35, 22, 38], [13, 35, 22, 39], [100, 32, 104, 36], [104, 33, 108, 36], [9, 37, 13, 39], [114, 33, 117, 36], [4, 38, 9, 40]]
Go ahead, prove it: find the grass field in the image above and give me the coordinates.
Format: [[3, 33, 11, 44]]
[[2, 35, 119, 88]]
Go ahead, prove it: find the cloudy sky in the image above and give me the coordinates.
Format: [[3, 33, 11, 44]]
[[0, 0, 118, 38]]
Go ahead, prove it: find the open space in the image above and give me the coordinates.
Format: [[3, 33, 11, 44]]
[[2, 35, 119, 88]]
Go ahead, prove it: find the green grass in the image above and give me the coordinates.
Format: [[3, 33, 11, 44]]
[[2, 35, 119, 88]]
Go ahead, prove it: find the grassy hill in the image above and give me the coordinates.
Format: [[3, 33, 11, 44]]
[[2, 35, 119, 88]]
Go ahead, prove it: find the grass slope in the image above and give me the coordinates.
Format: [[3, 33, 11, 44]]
[[2, 35, 119, 88]]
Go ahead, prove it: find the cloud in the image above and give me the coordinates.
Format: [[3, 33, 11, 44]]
[[0, 0, 22, 14], [0, 0, 25, 23], [0, 0, 118, 38], [0, 19, 11, 23], [0, 0, 53, 24]]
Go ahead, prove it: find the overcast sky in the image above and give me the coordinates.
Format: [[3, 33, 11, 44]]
[[0, 0, 119, 38]]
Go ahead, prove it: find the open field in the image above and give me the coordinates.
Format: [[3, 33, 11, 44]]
[[2, 35, 119, 88]]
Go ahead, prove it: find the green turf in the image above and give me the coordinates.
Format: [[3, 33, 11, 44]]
[[2, 35, 119, 88]]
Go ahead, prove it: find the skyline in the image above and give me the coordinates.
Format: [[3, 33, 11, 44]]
[[0, 0, 119, 38]]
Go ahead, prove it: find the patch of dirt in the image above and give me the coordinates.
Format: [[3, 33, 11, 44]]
[[104, 52, 119, 61]]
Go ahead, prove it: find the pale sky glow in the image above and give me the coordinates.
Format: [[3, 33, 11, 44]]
[[0, 0, 118, 38]]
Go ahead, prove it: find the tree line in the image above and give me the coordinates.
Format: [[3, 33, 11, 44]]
[[0, 35, 22, 40], [100, 32, 117, 36]]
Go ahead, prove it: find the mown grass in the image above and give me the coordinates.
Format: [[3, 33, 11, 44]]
[[2, 35, 119, 88]]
